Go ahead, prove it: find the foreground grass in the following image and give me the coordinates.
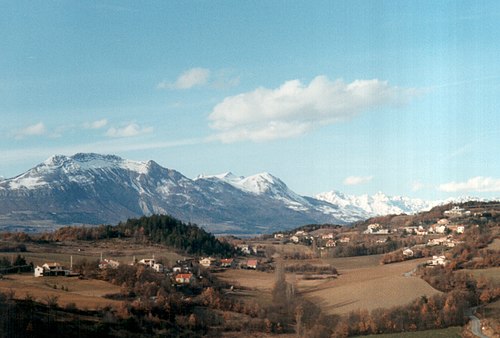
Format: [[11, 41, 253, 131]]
[[355, 326, 462, 338]]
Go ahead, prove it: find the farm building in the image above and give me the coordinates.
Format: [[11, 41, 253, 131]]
[[199, 257, 213, 267], [34, 262, 71, 277], [175, 273, 194, 284], [99, 259, 120, 269], [246, 259, 258, 269], [220, 258, 234, 268]]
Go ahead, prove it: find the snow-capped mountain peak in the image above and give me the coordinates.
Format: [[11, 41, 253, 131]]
[[316, 190, 439, 217]]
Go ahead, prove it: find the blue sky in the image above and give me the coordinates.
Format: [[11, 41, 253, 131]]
[[1, 1, 499, 199]]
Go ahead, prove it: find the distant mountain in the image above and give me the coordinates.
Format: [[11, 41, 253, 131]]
[[0, 153, 348, 234], [315, 190, 492, 217], [315, 190, 438, 217], [0, 153, 493, 234]]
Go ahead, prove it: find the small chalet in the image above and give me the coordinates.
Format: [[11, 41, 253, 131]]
[[427, 255, 448, 266], [402, 248, 414, 257], [237, 244, 252, 255], [138, 257, 164, 273], [325, 239, 336, 248], [246, 259, 258, 269], [220, 258, 234, 268], [175, 273, 194, 284], [290, 235, 300, 243], [34, 262, 70, 277], [99, 259, 120, 270], [199, 257, 213, 267], [321, 233, 335, 240]]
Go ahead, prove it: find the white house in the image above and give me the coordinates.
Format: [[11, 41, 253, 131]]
[[99, 259, 120, 270], [199, 257, 213, 267], [34, 262, 69, 277], [321, 233, 335, 239], [237, 244, 252, 255], [427, 255, 448, 266], [444, 206, 470, 217], [403, 248, 414, 257], [364, 223, 381, 234], [152, 263, 164, 273], [325, 239, 336, 248], [290, 235, 300, 243]]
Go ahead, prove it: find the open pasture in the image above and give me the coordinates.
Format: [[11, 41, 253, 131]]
[[0, 238, 185, 267], [0, 274, 121, 309], [219, 255, 441, 315]]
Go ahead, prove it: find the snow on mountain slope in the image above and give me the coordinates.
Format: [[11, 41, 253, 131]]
[[317, 190, 440, 217], [0, 153, 494, 234], [195, 172, 312, 211]]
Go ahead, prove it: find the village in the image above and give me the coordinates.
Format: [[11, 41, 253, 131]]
[[30, 205, 488, 283]]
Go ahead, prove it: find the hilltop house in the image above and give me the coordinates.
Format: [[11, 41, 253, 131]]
[[138, 258, 164, 273], [403, 248, 414, 257], [99, 259, 120, 270], [220, 258, 234, 268], [246, 259, 258, 269], [427, 255, 448, 266], [175, 273, 194, 284], [34, 262, 71, 277], [321, 233, 335, 239], [444, 206, 470, 217], [325, 239, 336, 248], [199, 257, 213, 268]]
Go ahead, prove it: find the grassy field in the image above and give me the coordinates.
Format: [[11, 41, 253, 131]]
[[0, 238, 186, 310], [219, 255, 440, 315], [487, 238, 500, 250], [300, 257, 440, 315], [355, 326, 462, 338], [0, 238, 185, 267], [0, 274, 121, 309], [465, 267, 500, 286]]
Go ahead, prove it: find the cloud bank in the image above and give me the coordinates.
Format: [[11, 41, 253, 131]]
[[343, 175, 373, 186], [106, 123, 153, 138], [438, 176, 500, 193], [83, 119, 108, 129], [15, 122, 47, 139], [208, 76, 417, 142], [158, 68, 211, 89]]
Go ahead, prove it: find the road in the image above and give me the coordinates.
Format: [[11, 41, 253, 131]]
[[467, 307, 489, 338]]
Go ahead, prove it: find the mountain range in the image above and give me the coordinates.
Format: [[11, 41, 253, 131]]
[[0, 153, 489, 234]]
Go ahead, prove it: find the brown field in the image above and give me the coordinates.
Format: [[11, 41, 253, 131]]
[[0, 238, 186, 310], [0, 274, 121, 309], [219, 255, 440, 315], [488, 238, 500, 250], [0, 238, 185, 267], [464, 267, 500, 286], [302, 258, 440, 315]]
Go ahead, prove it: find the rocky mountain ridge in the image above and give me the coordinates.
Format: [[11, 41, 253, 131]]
[[0, 153, 491, 234]]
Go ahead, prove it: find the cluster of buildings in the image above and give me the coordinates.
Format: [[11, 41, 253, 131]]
[[273, 229, 348, 249]]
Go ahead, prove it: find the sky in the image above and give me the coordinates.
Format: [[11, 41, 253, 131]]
[[1, 0, 499, 200]]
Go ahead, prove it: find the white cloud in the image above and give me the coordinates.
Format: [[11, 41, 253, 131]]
[[15, 122, 47, 139], [83, 119, 108, 129], [105, 123, 153, 138], [158, 67, 211, 89], [438, 176, 500, 193], [343, 175, 373, 186], [411, 181, 424, 192], [208, 76, 417, 142]]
